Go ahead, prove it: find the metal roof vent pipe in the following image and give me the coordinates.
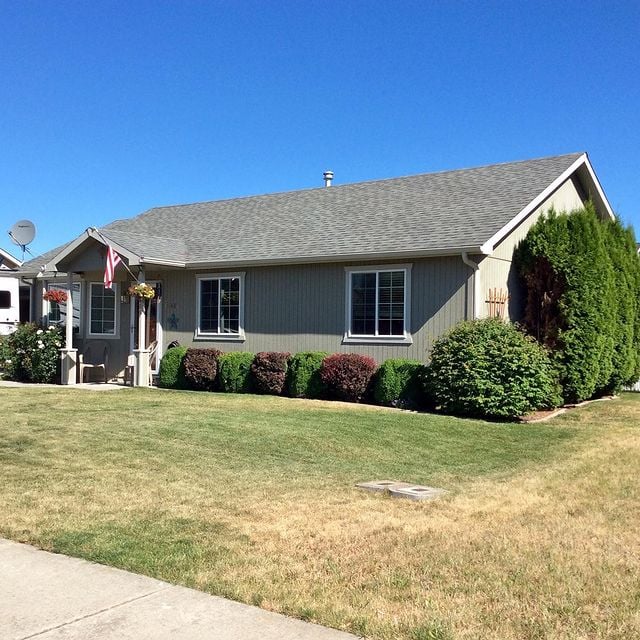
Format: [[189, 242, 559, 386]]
[[323, 170, 334, 187]]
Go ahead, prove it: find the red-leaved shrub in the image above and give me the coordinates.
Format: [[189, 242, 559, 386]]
[[182, 348, 221, 391], [320, 353, 377, 402], [251, 352, 291, 395]]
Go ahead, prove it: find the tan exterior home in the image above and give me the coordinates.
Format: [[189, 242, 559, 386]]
[[17, 152, 615, 385]]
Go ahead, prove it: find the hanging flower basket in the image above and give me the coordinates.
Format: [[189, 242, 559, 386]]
[[128, 283, 156, 300], [43, 289, 68, 304]]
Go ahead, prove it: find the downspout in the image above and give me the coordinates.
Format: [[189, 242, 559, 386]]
[[461, 252, 481, 320]]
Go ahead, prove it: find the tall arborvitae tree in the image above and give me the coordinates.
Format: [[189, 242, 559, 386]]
[[602, 220, 637, 391], [623, 225, 640, 383], [515, 202, 617, 403]]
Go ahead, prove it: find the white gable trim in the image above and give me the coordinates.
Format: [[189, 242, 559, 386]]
[[581, 155, 616, 221], [480, 154, 615, 255], [0, 247, 22, 269], [45, 228, 142, 271]]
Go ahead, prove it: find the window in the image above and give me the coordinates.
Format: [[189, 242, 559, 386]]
[[345, 265, 411, 343], [46, 283, 81, 332], [196, 274, 244, 339], [0, 290, 10, 309], [89, 282, 117, 336]]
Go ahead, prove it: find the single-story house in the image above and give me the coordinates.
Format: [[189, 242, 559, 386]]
[[17, 152, 615, 385]]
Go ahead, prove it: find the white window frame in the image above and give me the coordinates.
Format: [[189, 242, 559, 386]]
[[195, 272, 245, 341], [88, 282, 119, 339], [44, 282, 82, 333], [343, 264, 412, 345]]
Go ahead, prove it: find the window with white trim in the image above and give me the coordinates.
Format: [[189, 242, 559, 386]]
[[196, 274, 244, 338], [89, 282, 117, 336], [46, 283, 81, 332], [346, 266, 410, 340]]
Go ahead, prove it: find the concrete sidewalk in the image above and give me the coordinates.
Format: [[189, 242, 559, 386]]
[[1, 539, 358, 640]]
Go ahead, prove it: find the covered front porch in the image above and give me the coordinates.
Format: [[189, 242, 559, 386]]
[[37, 228, 165, 387]]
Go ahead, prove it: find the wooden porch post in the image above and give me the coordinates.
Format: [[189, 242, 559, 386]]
[[134, 268, 150, 387], [60, 272, 77, 385]]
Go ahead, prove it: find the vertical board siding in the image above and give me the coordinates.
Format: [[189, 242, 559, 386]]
[[161, 257, 470, 364], [480, 177, 586, 320], [40, 257, 471, 375]]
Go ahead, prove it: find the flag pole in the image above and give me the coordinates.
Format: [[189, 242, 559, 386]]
[[89, 227, 140, 282]]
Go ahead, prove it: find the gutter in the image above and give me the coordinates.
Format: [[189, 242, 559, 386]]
[[187, 246, 487, 270], [461, 252, 481, 319]]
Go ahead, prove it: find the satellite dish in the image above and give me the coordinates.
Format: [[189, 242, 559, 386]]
[[8, 220, 37, 259]]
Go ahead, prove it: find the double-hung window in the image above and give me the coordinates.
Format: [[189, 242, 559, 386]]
[[89, 282, 117, 337], [196, 274, 244, 339], [345, 265, 411, 343]]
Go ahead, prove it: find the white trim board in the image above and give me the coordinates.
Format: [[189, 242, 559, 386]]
[[480, 154, 615, 255]]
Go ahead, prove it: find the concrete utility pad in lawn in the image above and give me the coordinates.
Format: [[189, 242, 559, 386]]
[[1, 539, 357, 640], [356, 480, 447, 500]]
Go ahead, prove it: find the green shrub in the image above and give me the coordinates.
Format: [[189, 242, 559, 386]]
[[515, 203, 640, 401], [427, 318, 561, 419], [373, 358, 425, 407], [218, 352, 255, 393], [182, 348, 221, 391], [286, 351, 328, 398], [2, 324, 63, 383], [0, 335, 10, 376], [601, 220, 640, 391], [158, 346, 188, 389]]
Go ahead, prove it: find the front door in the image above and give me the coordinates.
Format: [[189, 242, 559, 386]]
[[130, 281, 163, 374]]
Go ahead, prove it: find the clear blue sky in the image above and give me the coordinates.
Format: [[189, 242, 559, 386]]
[[1, 0, 639, 258]]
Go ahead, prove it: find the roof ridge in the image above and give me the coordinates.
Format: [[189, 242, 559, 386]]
[[137, 152, 584, 214]]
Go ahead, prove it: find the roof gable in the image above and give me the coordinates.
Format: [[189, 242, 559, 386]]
[[0, 247, 22, 269]]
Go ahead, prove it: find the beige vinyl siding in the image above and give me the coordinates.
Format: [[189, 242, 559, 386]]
[[479, 177, 585, 320], [161, 256, 472, 363]]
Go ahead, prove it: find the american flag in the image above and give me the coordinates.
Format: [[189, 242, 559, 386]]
[[104, 245, 122, 289]]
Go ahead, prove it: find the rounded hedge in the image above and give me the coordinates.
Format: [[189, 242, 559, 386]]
[[373, 358, 425, 407], [183, 348, 220, 391], [218, 352, 255, 393], [320, 353, 377, 403], [427, 318, 561, 419], [251, 352, 290, 395], [158, 346, 188, 389], [286, 351, 328, 398]]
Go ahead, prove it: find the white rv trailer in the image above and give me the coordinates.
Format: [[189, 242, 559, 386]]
[[0, 248, 22, 335]]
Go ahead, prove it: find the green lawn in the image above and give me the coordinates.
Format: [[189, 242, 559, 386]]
[[1, 387, 638, 639]]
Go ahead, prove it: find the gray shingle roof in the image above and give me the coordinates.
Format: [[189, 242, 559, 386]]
[[25, 153, 584, 271]]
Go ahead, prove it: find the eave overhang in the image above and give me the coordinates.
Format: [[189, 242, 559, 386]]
[[480, 153, 615, 254]]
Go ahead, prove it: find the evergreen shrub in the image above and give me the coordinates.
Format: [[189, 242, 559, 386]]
[[286, 351, 328, 398], [182, 348, 221, 391], [516, 203, 640, 401], [427, 318, 561, 419], [601, 220, 640, 390], [2, 323, 63, 383], [373, 358, 425, 407], [320, 353, 377, 402], [218, 352, 255, 393], [251, 351, 290, 395], [158, 346, 188, 389]]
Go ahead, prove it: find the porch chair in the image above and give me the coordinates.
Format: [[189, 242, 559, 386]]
[[78, 342, 109, 383], [148, 340, 158, 386], [123, 340, 158, 386]]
